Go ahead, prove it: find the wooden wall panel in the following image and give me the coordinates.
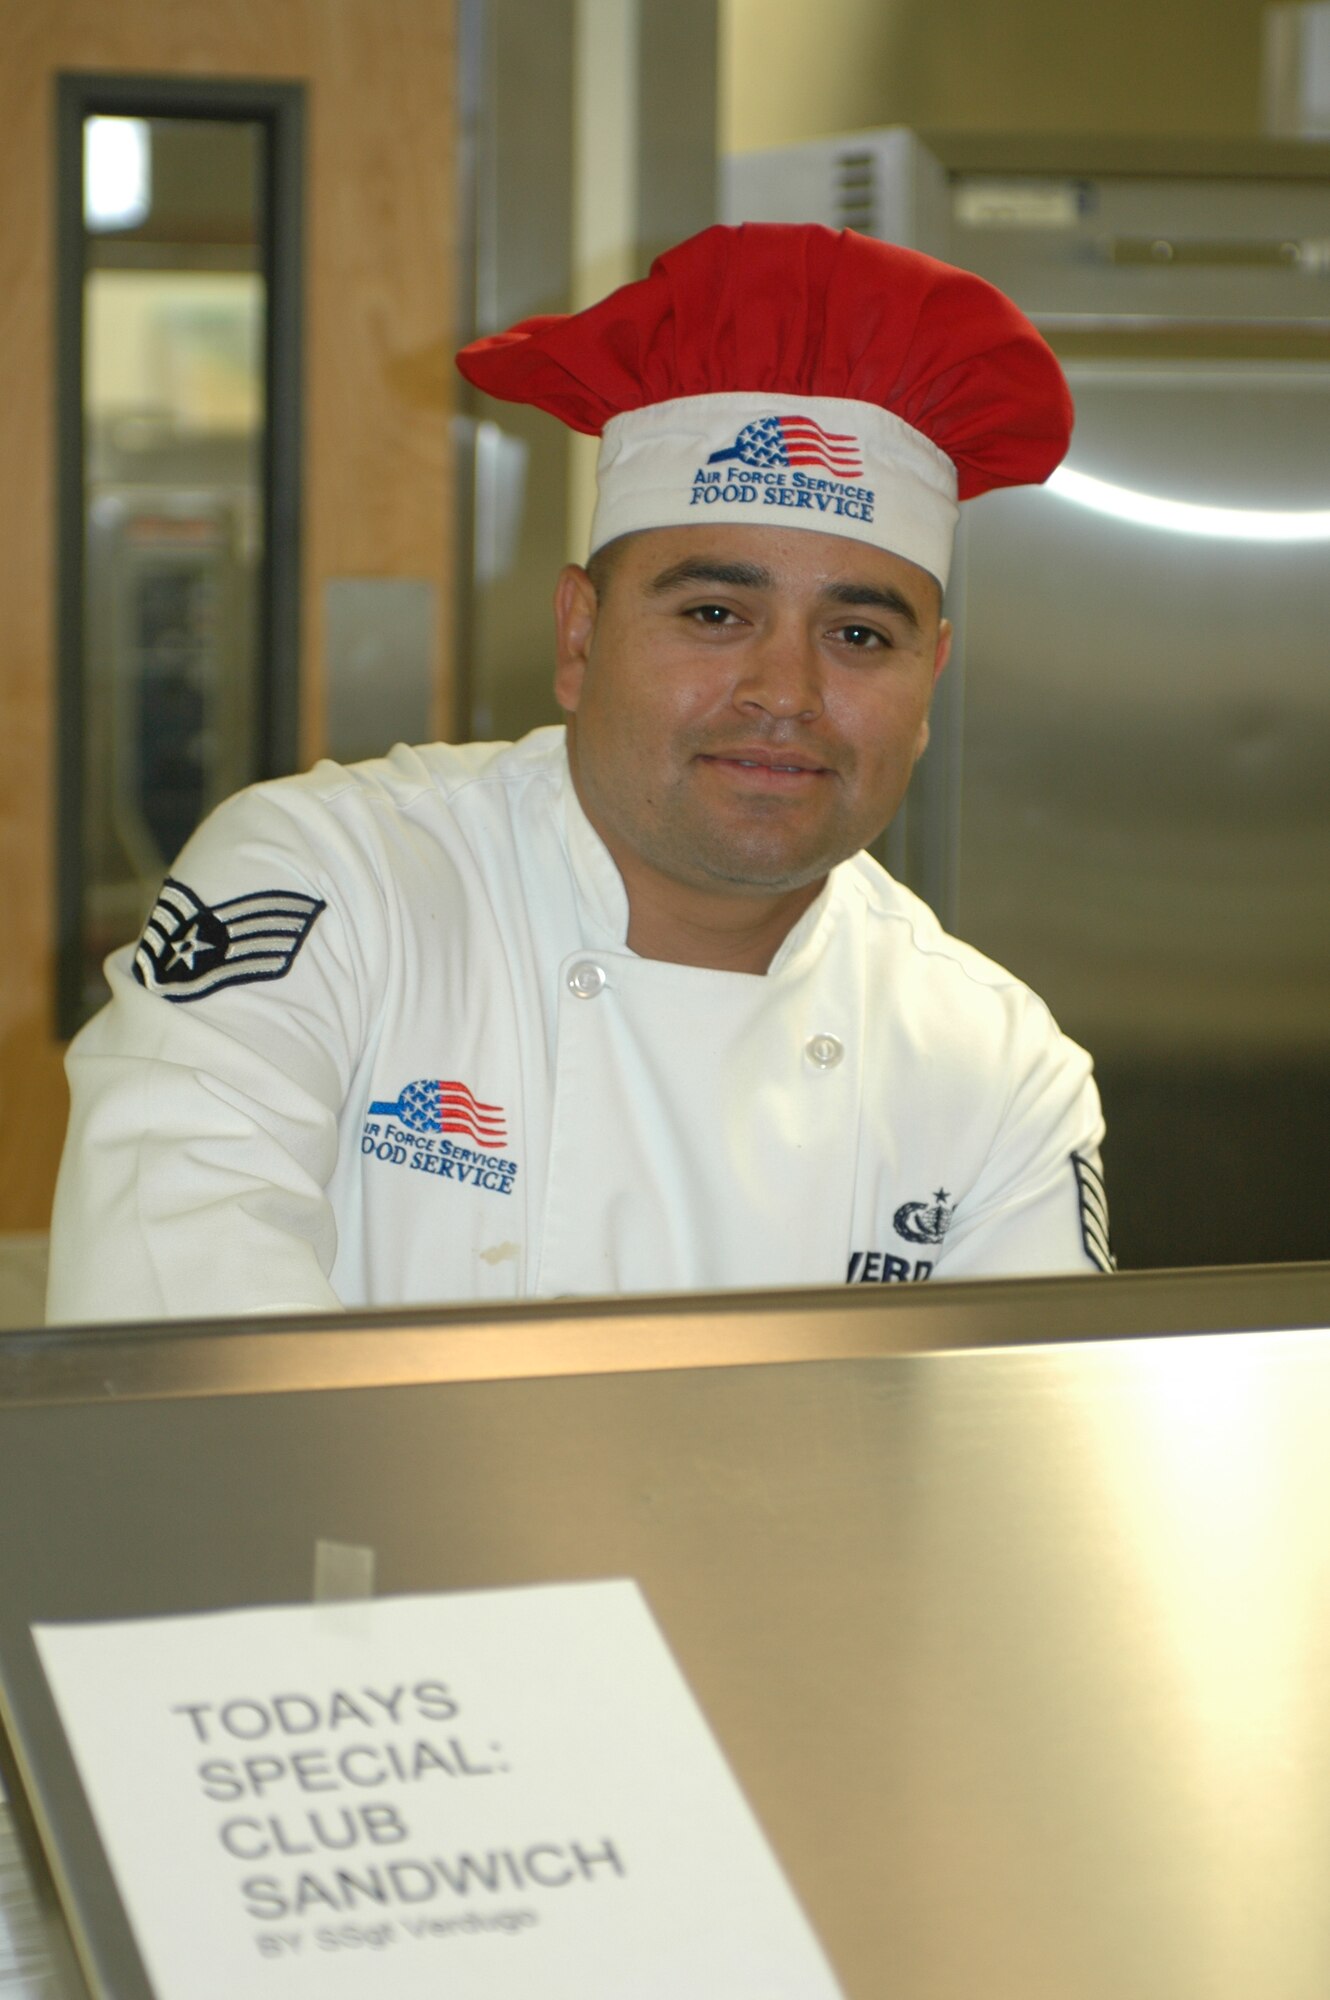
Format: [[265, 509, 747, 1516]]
[[0, 6, 65, 1233], [0, 0, 456, 1231]]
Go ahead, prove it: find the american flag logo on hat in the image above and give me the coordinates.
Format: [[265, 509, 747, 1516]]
[[708, 414, 863, 479], [456, 222, 1074, 587]]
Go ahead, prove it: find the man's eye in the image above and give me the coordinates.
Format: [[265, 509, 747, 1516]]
[[688, 603, 737, 626], [834, 623, 886, 648]]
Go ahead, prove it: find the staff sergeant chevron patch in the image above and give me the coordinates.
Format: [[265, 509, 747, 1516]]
[[132, 878, 326, 1002], [1072, 1150, 1115, 1273]]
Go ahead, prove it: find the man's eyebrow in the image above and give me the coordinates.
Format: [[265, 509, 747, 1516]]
[[646, 558, 776, 594], [822, 581, 923, 632]]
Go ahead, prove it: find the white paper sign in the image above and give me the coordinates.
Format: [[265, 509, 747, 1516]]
[[34, 1582, 843, 1999]]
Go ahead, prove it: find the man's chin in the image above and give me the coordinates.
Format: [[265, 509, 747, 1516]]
[[677, 838, 851, 898]]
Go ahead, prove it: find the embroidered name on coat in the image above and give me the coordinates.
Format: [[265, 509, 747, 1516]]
[[846, 1251, 934, 1283], [132, 879, 325, 1001]]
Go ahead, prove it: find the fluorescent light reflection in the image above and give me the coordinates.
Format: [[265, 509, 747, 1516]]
[[1046, 463, 1330, 542], [1073, 1335, 1313, 1813], [85, 117, 152, 233]]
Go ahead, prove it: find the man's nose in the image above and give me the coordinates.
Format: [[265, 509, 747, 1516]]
[[732, 623, 824, 720]]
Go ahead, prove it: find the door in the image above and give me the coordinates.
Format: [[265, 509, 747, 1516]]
[[0, 0, 456, 1230]]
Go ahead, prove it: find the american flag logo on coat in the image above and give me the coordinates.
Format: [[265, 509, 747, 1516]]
[[707, 414, 864, 478], [132, 878, 326, 1002], [369, 1080, 509, 1149]]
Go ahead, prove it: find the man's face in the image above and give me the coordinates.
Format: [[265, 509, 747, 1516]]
[[553, 523, 951, 902]]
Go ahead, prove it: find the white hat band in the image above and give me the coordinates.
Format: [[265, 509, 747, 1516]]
[[589, 390, 960, 587]]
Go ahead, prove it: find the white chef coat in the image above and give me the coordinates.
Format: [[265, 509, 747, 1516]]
[[46, 727, 1110, 1324]]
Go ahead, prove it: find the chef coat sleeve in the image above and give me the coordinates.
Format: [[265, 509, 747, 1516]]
[[45, 780, 377, 1325], [933, 994, 1113, 1280]]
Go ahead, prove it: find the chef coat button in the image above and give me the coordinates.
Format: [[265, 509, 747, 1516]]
[[567, 959, 607, 1000], [804, 1032, 844, 1070]]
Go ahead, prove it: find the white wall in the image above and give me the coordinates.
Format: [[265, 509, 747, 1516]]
[[721, 0, 1277, 153]]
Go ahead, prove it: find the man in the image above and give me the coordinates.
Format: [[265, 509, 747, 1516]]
[[46, 224, 1111, 1324]]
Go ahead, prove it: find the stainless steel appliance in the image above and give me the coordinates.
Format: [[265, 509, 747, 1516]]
[[725, 133, 1330, 1269]]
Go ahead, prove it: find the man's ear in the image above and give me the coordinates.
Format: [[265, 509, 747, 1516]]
[[933, 616, 953, 688], [913, 619, 953, 763], [553, 564, 598, 713]]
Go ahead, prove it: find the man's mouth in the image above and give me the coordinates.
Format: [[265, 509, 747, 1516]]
[[697, 748, 831, 777], [731, 757, 820, 773], [693, 751, 834, 798]]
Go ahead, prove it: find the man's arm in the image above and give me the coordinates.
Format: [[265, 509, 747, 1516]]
[[933, 997, 1114, 1280], [46, 781, 375, 1326]]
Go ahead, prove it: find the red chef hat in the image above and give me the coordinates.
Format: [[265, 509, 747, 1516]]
[[456, 222, 1072, 587]]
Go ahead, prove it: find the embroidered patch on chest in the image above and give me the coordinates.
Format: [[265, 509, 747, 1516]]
[[893, 1188, 953, 1246], [362, 1079, 519, 1197], [132, 879, 326, 1001]]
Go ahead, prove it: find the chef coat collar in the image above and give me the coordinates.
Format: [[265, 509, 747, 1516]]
[[560, 742, 632, 947]]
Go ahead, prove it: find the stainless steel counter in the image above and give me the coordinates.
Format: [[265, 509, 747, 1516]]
[[2, 1264, 1329, 1999]]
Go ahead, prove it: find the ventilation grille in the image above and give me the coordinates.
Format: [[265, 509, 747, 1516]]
[[834, 151, 878, 236]]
